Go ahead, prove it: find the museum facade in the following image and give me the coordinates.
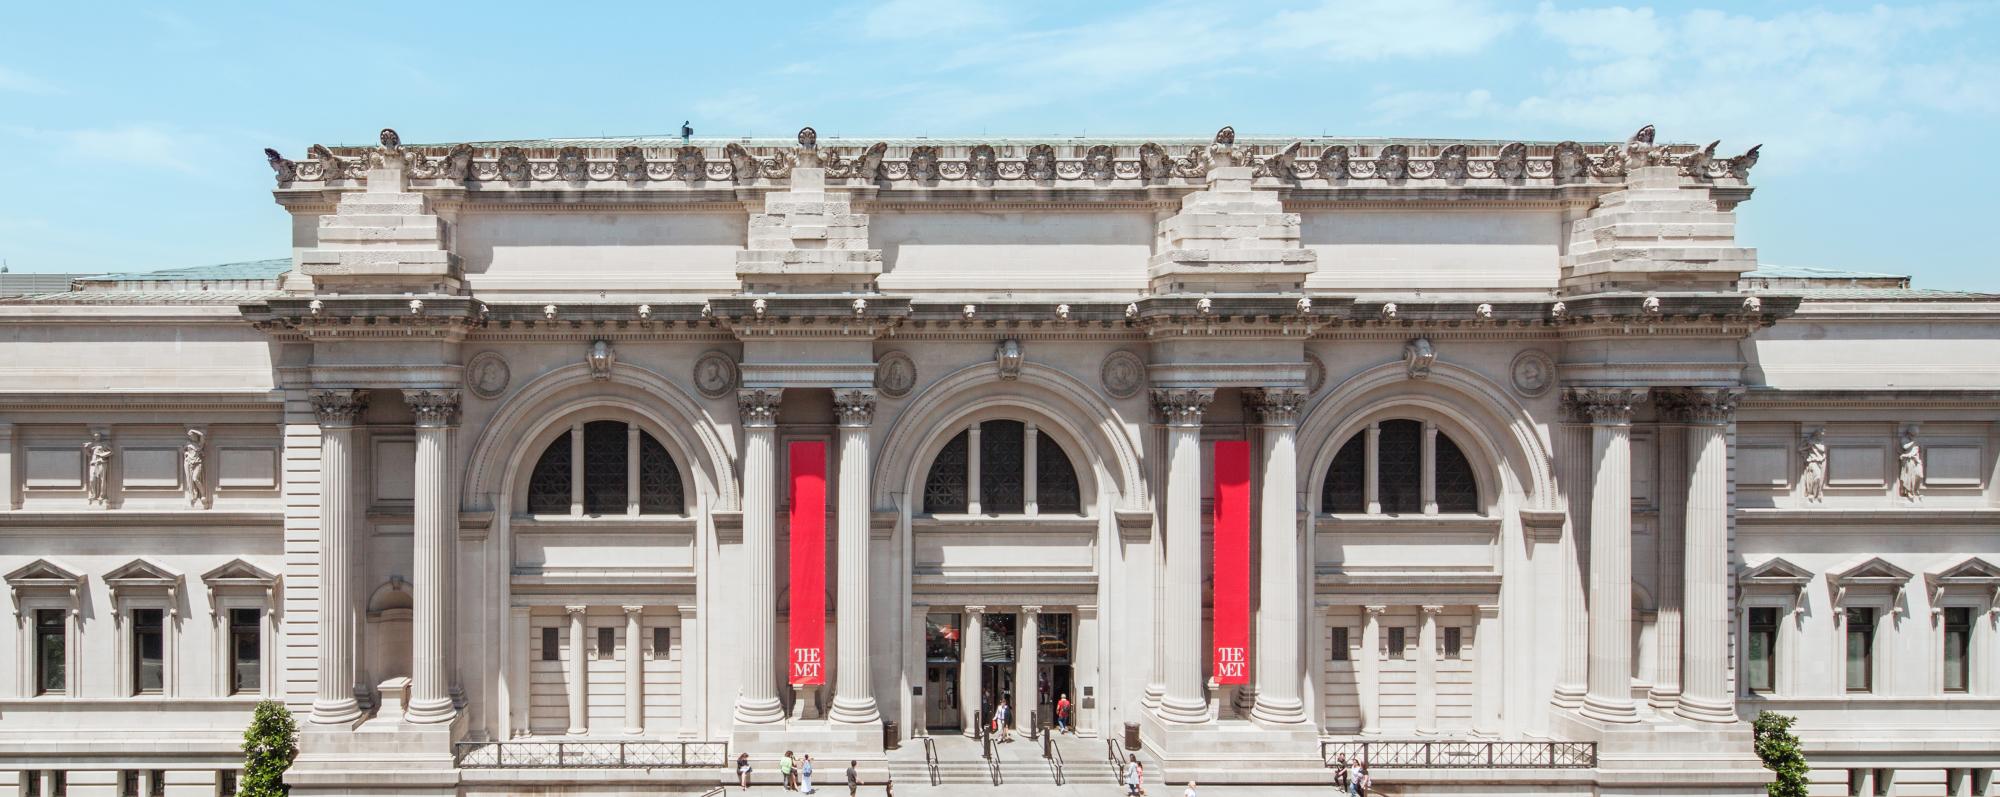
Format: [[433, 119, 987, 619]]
[[0, 127, 1995, 796]]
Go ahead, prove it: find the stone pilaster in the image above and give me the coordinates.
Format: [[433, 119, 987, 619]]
[[1358, 605, 1385, 734], [735, 166, 882, 293], [1147, 157, 1316, 294], [565, 605, 588, 735], [1153, 388, 1214, 724], [404, 389, 460, 724], [1417, 605, 1442, 734], [1245, 388, 1310, 726], [1553, 412, 1592, 709], [1561, 164, 1755, 294], [1565, 387, 1645, 723], [1473, 604, 1502, 735], [828, 389, 881, 725], [623, 606, 645, 735], [308, 389, 367, 725], [1662, 388, 1741, 723], [1017, 606, 1041, 728], [734, 389, 786, 725], [961, 606, 984, 736]]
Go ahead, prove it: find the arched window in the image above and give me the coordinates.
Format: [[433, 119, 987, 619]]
[[1320, 419, 1480, 515], [525, 421, 684, 515], [922, 419, 1084, 516]]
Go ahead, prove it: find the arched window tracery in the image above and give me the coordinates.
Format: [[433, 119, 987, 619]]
[[921, 419, 1085, 516], [1320, 418, 1481, 515], [524, 421, 685, 516]]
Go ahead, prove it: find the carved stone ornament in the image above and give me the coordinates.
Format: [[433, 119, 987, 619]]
[[995, 339, 1023, 381], [1658, 388, 1740, 425], [1561, 387, 1646, 424], [692, 352, 739, 400], [310, 389, 371, 426], [1508, 350, 1555, 398], [1100, 350, 1147, 399], [1304, 352, 1327, 394], [82, 432, 113, 508], [1898, 428, 1925, 502], [1151, 388, 1214, 427], [1476, 303, 1493, 319], [1404, 338, 1436, 380], [1243, 388, 1307, 426], [1799, 428, 1828, 504], [464, 352, 510, 400], [404, 389, 461, 428], [181, 429, 210, 509], [874, 351, 916, 399], [586, 340, 615, 381], [737, 388, 784, 428], [833, 388, 877, 428]]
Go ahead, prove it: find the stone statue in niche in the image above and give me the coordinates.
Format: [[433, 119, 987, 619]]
[[82, 432, 113, 508], [1799, 428, 1828, 504], [182, 429, 210, 509], [1898, 429, 1925, 502]]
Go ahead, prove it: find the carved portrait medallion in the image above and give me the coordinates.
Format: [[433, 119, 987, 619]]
[[465, 352, 510, 400], [874, 351, 916, 398], [1510, 349, 1555, 398], [692, 351, 739, 399], [1100, 350, 1147, 399], [1304, 352, 1327, 395]]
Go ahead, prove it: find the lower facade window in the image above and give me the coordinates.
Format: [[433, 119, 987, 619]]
[[652, 627, 671, 659], [1845, 607, 1875, 693], [1746, 607, 1778, 694], [1330, 627, 1349, 661], [34, 609, 64, 695], [1944, 606, 1972, 693], [132, 609, 165, 695], [1443, 627, 1462, 660], [230, 608, 262, 695], [596, 627, 615, 660], [1387, 627, 1406, 660], [540, 627, 559, 661]]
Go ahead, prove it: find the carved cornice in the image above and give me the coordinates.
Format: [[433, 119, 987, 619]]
[[1657, 387, 1742, 425], [403, 389, 461, 428], [1150, 388, 1215, 428], [833, 388, 877, 428], [310, 389, 370, 426], [1561, 387, 1646, 425], [1242, 388, 1308, 426], [737, 388, 784, 428]]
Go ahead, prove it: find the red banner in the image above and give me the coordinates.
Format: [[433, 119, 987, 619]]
[[788, 441, 827, 686], [1212, 440, 1251, 685]]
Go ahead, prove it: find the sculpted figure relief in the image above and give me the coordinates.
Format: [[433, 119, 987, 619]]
[[182, 429, 210, 509], [1799, 428, 1828, 503], [82, 432, 113, 508], [1898, 429, 1925, 502]]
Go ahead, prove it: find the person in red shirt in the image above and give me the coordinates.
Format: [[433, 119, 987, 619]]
[[1055, 694, 1072, 734]]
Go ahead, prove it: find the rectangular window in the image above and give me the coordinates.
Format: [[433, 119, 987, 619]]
[[132, 608, 165, 695], [1387, 627, 1406, 660], [34, 609, 65, 695], [925, 614, 962, 662], [1331, 628, 1349, 661], [1443, 627, 1463, 660], [25, 770, 40, 797], [1747, 607, 1778, 694], [220, 770, 238, 796], [540, 627, 559, 661], [230, 608, 261, 695], [120, 772, 137, 797], [596, 626, 615, 660], [1845, 608, 1875, 693], [652, 627, 671, 659], [148, 771, 163, 797], [1944, 607, 1972, 693], [1873, 768, 1891, 797], [52, 771, 65, 797]]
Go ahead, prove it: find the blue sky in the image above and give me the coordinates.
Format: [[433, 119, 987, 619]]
[[2, 0, 1995, 288]]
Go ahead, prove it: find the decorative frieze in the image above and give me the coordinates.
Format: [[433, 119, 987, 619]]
[[1561, 387, 1646, 425], [1151, 388, 1214, 428]]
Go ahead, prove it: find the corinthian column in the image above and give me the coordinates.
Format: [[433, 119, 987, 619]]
[[1566, 387, 1644, 724], [309, 389, 368, 724], [1154, 388, 1214, 724], [735, 389, 786, 724], [1665, 388, 1741, 723], [405, 389, 460, 724], [828, 388, 881, 725], [1246, 388, 1309, 726]]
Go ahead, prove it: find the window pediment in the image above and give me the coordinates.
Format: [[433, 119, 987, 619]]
[[1827, 556, 1913, 615], [105, 558, 183, 614], [5, 558, 83, 611], [1739, 557, 1814, 589], [1925, 556, 2000, 618]]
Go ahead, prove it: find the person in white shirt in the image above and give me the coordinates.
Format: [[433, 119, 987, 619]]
[[1182, 780, 1198, 797]]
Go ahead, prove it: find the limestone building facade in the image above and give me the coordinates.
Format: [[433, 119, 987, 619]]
[[0, 126, 1995, 795]]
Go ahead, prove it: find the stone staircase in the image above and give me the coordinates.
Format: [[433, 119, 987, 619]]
[[884, 734, 1153, 790]]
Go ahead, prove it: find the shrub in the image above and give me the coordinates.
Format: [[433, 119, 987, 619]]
[[1753, 710, 1809, 797], [240, 699, 299, 797]]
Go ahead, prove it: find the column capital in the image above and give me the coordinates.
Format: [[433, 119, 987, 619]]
[[565, 605, 588, 616], [1151, 388, 1215, 427], [1476, 604, 1500, 618], [1020, 605, 1043, 616], [404, 389, 461, 428], [965, 604, 986, 616], [1420, 604, 1445, 616], [1561, 387, 1647, 425], [737, 388, 784, 428], [622, 605, 644, 617], [1242, 387, 1308, 426], [1363, 604, 1388, 617], [1656, 387, 1742, 425], [833, 388, 877, 428], [310, 389, 370, 427]]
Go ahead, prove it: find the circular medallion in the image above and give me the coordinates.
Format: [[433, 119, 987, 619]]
[[1510, 349, 1555, 398], [874, 351, 916, 398], [465, 352, 510, 400], [692, 351, 739, 399], [1304, 352, 1327, 394], [1100, 350, 1147, 399]]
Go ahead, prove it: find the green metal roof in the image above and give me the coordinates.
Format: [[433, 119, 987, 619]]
[[82, 258, 291, 282]]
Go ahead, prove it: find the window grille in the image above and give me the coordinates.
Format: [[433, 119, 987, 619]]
[[1036, 433, 1082, 514], [923, 433, 970, 513], [527, 431, 572, 514], [581, 421, 627, 515], [638, 432, 684, 514], [981, 420, 1026, 513]]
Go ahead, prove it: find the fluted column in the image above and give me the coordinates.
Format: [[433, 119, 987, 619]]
[[961, 606, 984, 736], [405, 388, 460, 724], [1246, 388, 1309, 726], [829, 388, 881, 724], [735, 388, 785, 724], [624, 606, 645, 734], [1667, 388, 1741, 723], [1553, 413, 1592, 709], [1417, 605, 1441, 734], [1154, 388, 1215, 724], [1568, 387, 1644, 724], [309, 389, 368, 724], [1017, 606, 1040, 727], [566, 605, 588, 735], [1358, 605, 1385, 734]]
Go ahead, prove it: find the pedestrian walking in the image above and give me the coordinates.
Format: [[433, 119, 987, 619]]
[[1183, 780, 1198, 797], [1355, 763, 1372, 797], [800, 754, 815, 793], [996, 700, 1012, 742], [846, 759, 859, 796], [736, 752, 752, 791], [1124, 754, 1142, 796], [1344, 759, 1362, 796], [781, 751, 796, 791], [1055, 693, 1071, 734], [1331, 753, 1348, 791]]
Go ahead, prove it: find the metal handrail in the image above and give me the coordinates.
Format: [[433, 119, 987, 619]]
[[1319, 740, 1597, 769], [1105, 737, 1119, 765], [1047, 730, 1066, 786], [699, 787, 726, 797], [921, 736, 940, 786], [988, 750, 1003, 786], [454, 740, 729, 769]]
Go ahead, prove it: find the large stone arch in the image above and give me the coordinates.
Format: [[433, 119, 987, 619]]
[[873, 361, 1146, 513], [1298, 360, 1556, 512]]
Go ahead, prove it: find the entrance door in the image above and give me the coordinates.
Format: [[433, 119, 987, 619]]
[[925, 665, 959, 732], [980, 663, 1014, 726], [1040, 663, 1073, 726]]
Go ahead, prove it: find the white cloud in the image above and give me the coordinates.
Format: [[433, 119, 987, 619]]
[[0, 65, 58, 94], [1273, 0, 1519, 61]]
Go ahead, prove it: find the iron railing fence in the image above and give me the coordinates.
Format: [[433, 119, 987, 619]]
[[455, 740, 729, 769], [1321, 740, 1596, 769]]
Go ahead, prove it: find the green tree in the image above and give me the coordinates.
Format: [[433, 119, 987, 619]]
[[239, 699, 299, 797], [1753, 710, 1810, 797]]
